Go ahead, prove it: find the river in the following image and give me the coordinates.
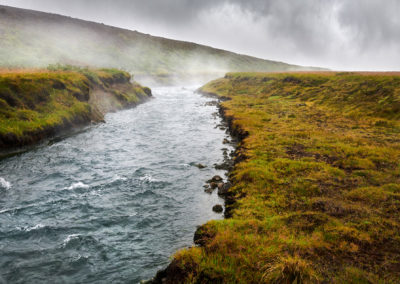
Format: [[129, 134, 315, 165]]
[[0, 86, 233, 283]]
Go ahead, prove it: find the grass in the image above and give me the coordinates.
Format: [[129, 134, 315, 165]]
[[0, 66, 151, 149], [0, 5, 321, 78], [166, 72, 400, 283]]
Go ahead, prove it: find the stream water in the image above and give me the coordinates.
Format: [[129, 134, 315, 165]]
[[0, 86, 233, 283]]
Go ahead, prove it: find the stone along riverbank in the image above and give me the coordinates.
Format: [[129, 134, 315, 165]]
[[153, 72, 400, 283], [0, 85, 234, 283]]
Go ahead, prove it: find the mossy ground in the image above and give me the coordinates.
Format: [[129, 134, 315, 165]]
[[0, 66, 151, 148], [168, 72, 400, 283]]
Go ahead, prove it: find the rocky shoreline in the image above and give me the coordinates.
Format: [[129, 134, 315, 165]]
[[198, 90, 249, 219], [163, 72, 400, 282], [148, 89, 248, 283]]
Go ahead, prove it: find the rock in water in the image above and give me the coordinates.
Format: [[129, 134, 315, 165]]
[[204, 187, 213, 194], [218, 182, 232, 196], [195, 163, 206, 169], [210, 182, 218, 189], [143, 87, 152, 96], [212, 204, 223, 213], [203, 185, 213, 194], [208, 175, 222, 182]]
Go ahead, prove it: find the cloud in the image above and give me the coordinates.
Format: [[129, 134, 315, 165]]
[[0, 0, 399, 70]]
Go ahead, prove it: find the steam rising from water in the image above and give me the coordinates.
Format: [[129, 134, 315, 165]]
[[1, 1, 399, 70], [0, 5, 304, 80], [0, 10, 232, 74]]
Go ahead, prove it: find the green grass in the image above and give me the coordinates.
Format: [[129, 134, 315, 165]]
[[0, 5, 321, 77], [0, 67, 151, 148], [166, 72, 400, 283]]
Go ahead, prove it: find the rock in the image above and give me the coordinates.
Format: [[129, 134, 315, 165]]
[[194, 163, 206, 169], [205, 100, 218, 106], [204, 187, 213, 194], [143, 87, 152, 96], [214, 162, 231, 170], [223, 138, 230, 144], [218, 182, 232, 196], [217, 183, 224, 190], [212, 204, 223, 213], [210, 182, 218, 189], [211, 175, 223, 182], [203, 184, 213, 194]]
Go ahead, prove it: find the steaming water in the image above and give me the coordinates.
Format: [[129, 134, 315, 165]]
[[0, 86, 233, 283]]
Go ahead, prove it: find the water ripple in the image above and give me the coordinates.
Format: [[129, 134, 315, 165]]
[[0, 86, 232, 283], [0, 177, 11, 190]]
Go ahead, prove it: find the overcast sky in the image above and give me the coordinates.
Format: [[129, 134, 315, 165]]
[[1, 0, 399, 70]]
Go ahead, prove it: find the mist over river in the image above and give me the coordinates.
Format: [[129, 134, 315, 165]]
[[0, 86, 232, 283]]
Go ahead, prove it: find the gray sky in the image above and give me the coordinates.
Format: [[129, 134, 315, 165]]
[[1, 0, 399, 70]]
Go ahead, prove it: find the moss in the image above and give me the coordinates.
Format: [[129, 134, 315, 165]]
[[0, 68, 151, 149], [164, 72, 400, 283]]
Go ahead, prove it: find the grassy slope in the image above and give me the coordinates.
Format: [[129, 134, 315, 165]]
[[165, 72, 400, 283], [0, 5, 319, 76], [0, 67, 151, 149]]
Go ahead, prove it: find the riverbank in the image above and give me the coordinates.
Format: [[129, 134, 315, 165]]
[[154, 72, 400, 283], [0, 68, 151, 150], [0, 86, 228, 283]]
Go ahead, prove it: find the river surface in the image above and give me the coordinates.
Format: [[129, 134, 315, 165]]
[[0, 86, 232, 283]]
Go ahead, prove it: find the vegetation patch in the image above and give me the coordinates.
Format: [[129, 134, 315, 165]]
[[157, 72, 400, 283], [0, 66, 151, 149]]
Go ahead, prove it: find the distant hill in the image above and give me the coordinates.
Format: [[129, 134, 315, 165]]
[[0, 5, 321, 82]]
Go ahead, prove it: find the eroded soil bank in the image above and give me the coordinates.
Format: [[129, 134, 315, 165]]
[[0, 68, 151, 151]]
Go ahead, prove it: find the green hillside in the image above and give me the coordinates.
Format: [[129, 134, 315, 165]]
[[0, 5, 319, 80]]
